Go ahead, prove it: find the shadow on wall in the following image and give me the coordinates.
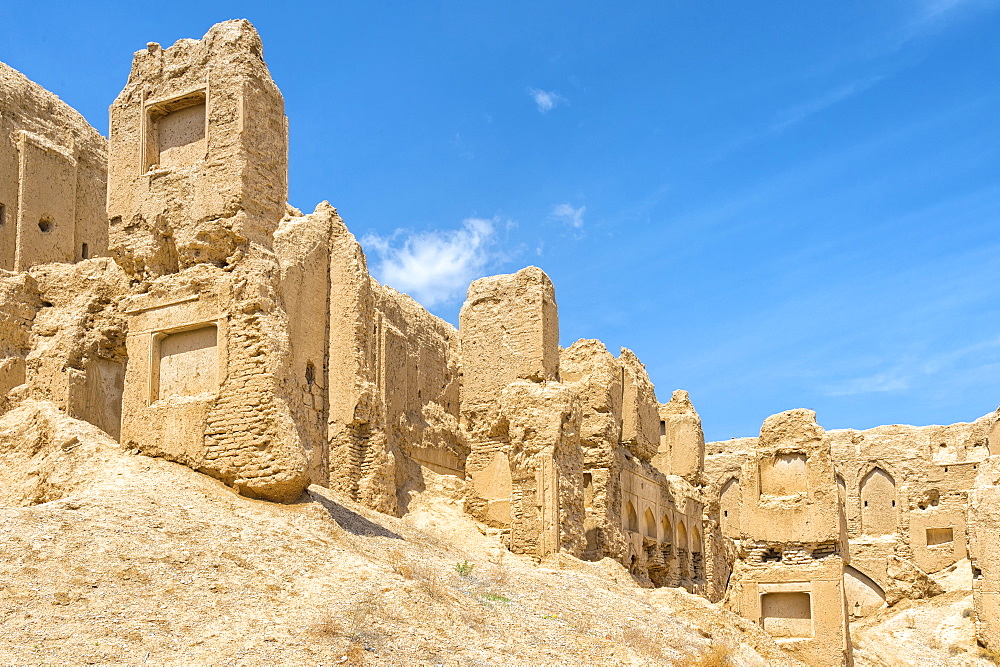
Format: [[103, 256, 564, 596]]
[[307, 486, 402, 539]]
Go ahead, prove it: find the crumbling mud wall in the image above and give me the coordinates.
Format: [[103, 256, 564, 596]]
[[322, 203, 462, 515], [0, 63, 108, 272], [7, 20, 1000, 666], [455, 271, 707, 586], [723, 410, 854, 667], [970, 455, 1000, 652]]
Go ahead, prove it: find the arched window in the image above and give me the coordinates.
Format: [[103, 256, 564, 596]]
[[625, 500, 638, 533], [661, 515, 672, 545], [860, 467, 896, 536], [643, 508, 657, 538], [720, 477, 740, 537]]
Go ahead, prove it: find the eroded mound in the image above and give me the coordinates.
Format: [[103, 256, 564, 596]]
[[0, 410, 801, 666]]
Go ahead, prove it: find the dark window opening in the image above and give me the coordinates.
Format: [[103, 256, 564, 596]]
[[38, 216, 53, 233], [659, 420, 666, 437], [0, 202, 6, 226], [305, 361, 316, 386], [891, 500, 895, 508], [81, 243, 89, 259]]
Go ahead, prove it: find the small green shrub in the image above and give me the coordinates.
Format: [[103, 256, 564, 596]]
[[482, 592, 510, 603], [454, 560, 474, 576]]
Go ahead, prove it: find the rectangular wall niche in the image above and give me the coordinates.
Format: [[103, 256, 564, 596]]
[[760, 452, 809, 497], [926, 527, 954, 546], [761, 591, 813, 638], [145, 90, 207, 169], [153, 324, 218, 400]]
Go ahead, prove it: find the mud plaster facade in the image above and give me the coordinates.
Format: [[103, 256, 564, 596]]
[[2, 20, 999, 667]]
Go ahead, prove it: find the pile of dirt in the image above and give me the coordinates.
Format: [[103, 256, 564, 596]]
[[0, 400, 802, 666], [851, 587, 996, 666]]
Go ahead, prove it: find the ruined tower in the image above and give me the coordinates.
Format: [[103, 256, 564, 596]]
[[110, 21, 308, 502], [724, 409, 853, 667]]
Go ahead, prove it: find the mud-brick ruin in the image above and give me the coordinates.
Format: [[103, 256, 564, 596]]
[[2, 20, 999, 667]]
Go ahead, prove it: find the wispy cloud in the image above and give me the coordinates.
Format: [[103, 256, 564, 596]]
[[528, 88, 566, 113], [824, 336, 1000, 397], [362, 217, 500, 307], [551, 203, 585, 228], [770, 75, 883, 132], [825, 369, 911, 396], [896, 0, 997, 44]]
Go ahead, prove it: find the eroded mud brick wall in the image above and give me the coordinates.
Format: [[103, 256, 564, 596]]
[[725, 410, 853, 667], [0, 63, 108, 271], [655, 389, 706, 483], [559, 338, 708, 589], [113, 21, 310, 503], [970, 455, 1000, 652], [323, 206, 462, 515], [0, 273, 40, 406], [460, 266, 561, 527], [500, 380, 585, 558], [560, 339, 626, 560], [107, 20, 287, 276]]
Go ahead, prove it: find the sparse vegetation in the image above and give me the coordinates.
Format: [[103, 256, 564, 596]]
[[675, 643, 737, 667], [979, 646, 1000, 664], [619, 627, 670, 661], [454, 560, 474, 576]]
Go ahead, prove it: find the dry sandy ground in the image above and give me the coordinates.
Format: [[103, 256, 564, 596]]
[[851, 561, 997, 666], [0, 400, 802, 666]]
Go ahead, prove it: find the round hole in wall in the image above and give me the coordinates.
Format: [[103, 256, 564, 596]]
[[38, 216, 53, 232]]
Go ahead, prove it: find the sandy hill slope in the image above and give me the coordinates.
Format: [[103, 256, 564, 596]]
[[850, 560, 997, 667], [0, 400, 802, 666]]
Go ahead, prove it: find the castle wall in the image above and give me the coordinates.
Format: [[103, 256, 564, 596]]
[[722, 410, 853, 666], [107, 20, 287, 277], [0, 63, 107, 272], [969, 456, 1000, 652]]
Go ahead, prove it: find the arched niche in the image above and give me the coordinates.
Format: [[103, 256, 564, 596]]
[[643, 508, 657, 539], [720, 477, 740, 538], [844, 564, 886, 618], [860, 467, 896, 536], [691, 525, 702, 553], [677, 520, 688, 549], [661, 515, 672, 545], [625, 500, 638, 533]]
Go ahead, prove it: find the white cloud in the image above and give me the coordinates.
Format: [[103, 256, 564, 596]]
[[551, 203, 585, 228], [528, 88, 566, 113], [362, 217, 499, 307]]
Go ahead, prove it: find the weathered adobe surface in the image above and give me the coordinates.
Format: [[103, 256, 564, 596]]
[[0, 61, 108, 271]]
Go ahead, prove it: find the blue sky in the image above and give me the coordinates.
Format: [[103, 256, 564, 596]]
[[3, 1, 1000, 440]]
